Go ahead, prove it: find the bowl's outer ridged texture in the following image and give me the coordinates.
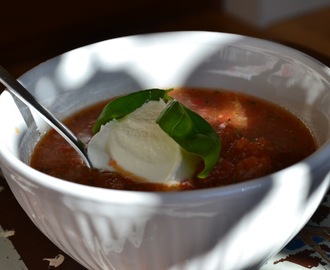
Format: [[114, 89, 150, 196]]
[[1, 32, 330, 270]]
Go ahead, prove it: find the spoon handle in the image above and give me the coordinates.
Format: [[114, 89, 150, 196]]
[[0, 65, 93, 169]]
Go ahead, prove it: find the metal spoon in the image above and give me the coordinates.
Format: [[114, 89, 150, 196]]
[[0, 65, 93, 169]]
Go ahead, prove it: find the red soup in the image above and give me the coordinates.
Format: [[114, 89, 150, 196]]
[[30, 88, 317, 191]]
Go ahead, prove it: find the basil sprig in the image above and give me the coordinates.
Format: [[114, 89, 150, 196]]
[[92, 89, 172, 133], [156, 100, 221, 178], [92, 89, 221, 178]]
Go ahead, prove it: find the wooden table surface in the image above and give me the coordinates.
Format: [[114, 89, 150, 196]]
[[1, 2, 330, 269], [1, 1, 330, 77]]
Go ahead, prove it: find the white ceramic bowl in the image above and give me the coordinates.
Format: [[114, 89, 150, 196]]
[[1, 32, 330, 270]]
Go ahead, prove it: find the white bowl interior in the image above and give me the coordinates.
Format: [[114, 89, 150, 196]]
[[13, 32, 330, 156]]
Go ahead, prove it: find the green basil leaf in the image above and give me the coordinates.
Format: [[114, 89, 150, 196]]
[[92, 89, 172, 133], [156, 100, 221, 178]]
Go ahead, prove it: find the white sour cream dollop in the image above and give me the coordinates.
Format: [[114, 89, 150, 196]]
[[87, 99, 199, 185]]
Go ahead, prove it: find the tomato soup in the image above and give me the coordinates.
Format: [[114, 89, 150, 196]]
[[30, 88, 317, 191]]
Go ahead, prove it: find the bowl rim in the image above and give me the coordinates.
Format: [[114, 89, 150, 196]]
[[1, 30, 330, 204], [17, 30, 330, 84]]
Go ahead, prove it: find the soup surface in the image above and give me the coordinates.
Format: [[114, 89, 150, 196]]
[[30, 88, 317, 191]]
